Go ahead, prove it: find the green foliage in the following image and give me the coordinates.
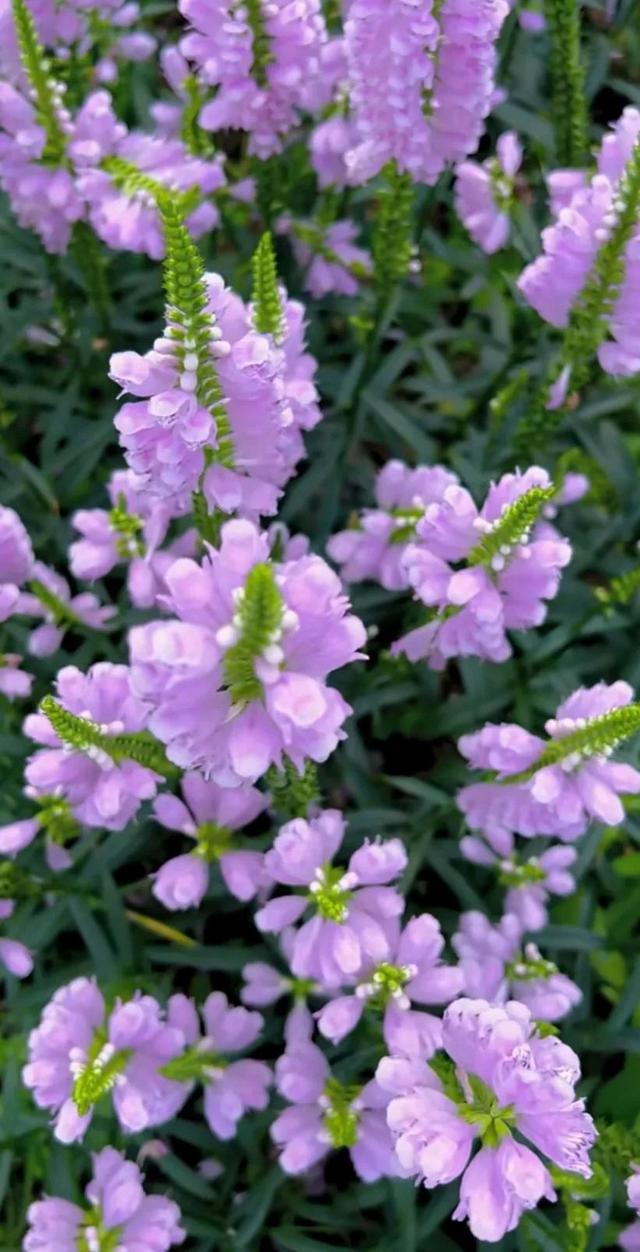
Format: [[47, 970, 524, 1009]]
[[11, 0, 67, 162], [372, 163, 416, 289], [266, 757, 320, 819]]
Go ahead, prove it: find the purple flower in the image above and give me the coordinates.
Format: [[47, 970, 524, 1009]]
[[151, 773, 268, 909], [272, 1039, 397, 1181], [452, 911, 582, 1021], [344, 0, 509, 186], [458, 682, 640, 842], [327, 460, 459, 592], [317, 912, 464, 1051], [393, 467, 571, 669], [17, 561, 115, 657], [460, 834, 577, 931], [70, 468, 178, 609], [377, 997, 595, 1241], [24, 1146, 185, 1251], [22, 977, 189, 1143], [179, 0, 339, 159], [0, 653, 33, 700], [455, 131, 523, 254], [310, 116, 358, 189], [24, 663, 160, 830], [281, 217, 372, 299], [113, 272, 319, 515], [255, 810, 406, 988], [129, 521, 366, 784], [0, 898, 33, 978], [164, 992, 271, 1140], [0, 505, 34, 622]]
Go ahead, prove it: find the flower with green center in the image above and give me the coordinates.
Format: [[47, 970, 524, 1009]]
[[308, 863, 353, 923], [321, 1077, 362, 1149], [357, 961, 417, 1010], [70, 1030, 130, 1117], [193, 820, 233, 862], [457, 1073, 517, 1148], [108, 495, 145, 560], [77, 1211, 123, 1252]]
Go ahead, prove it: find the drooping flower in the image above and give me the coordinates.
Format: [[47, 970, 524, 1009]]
[[255, 810, 406, 988], [455, 131, 523, 254], [310, 115, 358, 189], [241, 933, 319, 1044], [452, 911, 582, 1021], [16, 560, 115, 657], [161, 992, 271, 1140], [317, 912, 464, 1051], [273, 1038, 396, 1181], [378, 997, 595, 1242], [22, 978, 188, 1143], [344, 0, 509, 186], [24, 1146, 185, 1252], [179, 0, 338, 159], [151, 773, 268, 909], [0, 505, 34, 621], [23, 663, 161, 830], [460, 832, 577, 931], [457, 682, 640, 842], [279, 217, 372, 299], [129, 521, 366, 785], [327, 460, 459, 592], [0, 653, 33, 700], [393, 467, 571, 669]]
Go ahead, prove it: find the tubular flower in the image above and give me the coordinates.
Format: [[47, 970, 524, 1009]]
[[23, 663, 161, 830], [452, 911, 582, 1021], [328, 460, 459, 592], [129, 521, 366, 784], [344, 0, 509, 186], [377, 998, 595, 1242], [255, 809, 407, 988], [0, 505, 35, 622], [178, 0, 339, 158], [17, 560, 115, 657], [22, 978, 188, 1143], [151, 773, 268, 910], [457, 682, 640, 842], [316, 912, 464, 1052], [24, 1147, 185, 1252], [393, 467, 571, 669], [455, 131, 523, 254], [460, 832, 576, 932], [273, 1038, 396, 1181]]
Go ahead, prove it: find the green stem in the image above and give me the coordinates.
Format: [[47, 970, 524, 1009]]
[[543, 0, 589, 166]]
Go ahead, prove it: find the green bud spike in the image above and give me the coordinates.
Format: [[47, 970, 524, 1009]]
[[180, 74, 213, 157], [372, 162, 416, 289], [11, 0, 67, 163], [251, 232, 284, 340], [71, 1031, 130, 1115], [160, 1045, 225, 1083], [101, 156, 200, 220], [543, 0, 589, 167], [244, 0, 272, 86], [467, 484, 556, 567], [35, 793, 80, 846], [28, 579, 82, 629], [222, 562, 284, 706], [266, 757, 320, 820], [158, 196, 234, 469], [322, 1077, 361, 1149], [40, 695, 180, 780], [505, 702, 640, 784], [289, 220, 371, 286]]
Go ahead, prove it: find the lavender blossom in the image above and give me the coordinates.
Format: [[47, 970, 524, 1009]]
[[273, 1039, 396, 1181], [255, 810, 406, 988], [455, 131, 522, 254], [151, 773, 268, 909], [0, 505, 34, 621], [452, 911, 582, 1021], [378, 997, 595, 1241], [460, 832, 577, 931], [458, 682, 640, 842], [24, 663, 160, 830], [17, 561, 115, 657], [24, 1146, 185, 1251], [22, 978, 188, 1143], [129, 521, 366, 784]]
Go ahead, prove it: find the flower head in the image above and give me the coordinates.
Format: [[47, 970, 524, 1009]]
[[255, 810, 406, 988], [453, 911, 582, 1021], [378, 997, 595, 1241]]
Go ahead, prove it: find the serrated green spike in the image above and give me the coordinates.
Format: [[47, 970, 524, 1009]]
[[40, 695, 180, 779], [467, 484, 556, 567], [251, 232, 283, 340], [11, 0, 67, 163]]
